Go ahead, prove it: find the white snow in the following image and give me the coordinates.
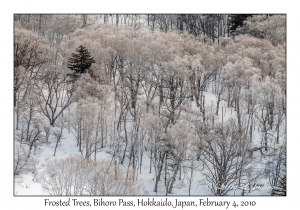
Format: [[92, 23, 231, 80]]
[[14, 89, 279, 196]]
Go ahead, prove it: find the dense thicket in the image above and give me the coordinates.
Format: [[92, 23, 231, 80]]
[[38, 155, 146, 195], [14, 14, 286, 196]]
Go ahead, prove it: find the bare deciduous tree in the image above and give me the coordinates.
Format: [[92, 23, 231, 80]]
[[200, 120, 251, 195], [35, 67, 74, 126]]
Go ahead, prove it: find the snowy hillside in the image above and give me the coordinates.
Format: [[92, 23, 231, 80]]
[[15, 89, 281, 196], [14, 14, 286, 197]]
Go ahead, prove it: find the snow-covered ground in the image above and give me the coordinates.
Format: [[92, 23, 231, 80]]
[[14, 89, 279, 196]]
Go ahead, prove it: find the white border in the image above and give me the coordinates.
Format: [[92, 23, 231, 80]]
[[3, 1, 297, 209]]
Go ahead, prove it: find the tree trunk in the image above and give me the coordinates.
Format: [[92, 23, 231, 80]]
[[216, 92, 221, 115], [154, 152, 165, 193], [250, 117, 253, 143], [150, 148, 152, 173], [168, 161, 180, 194], [276, 113, 281, 144], [188, 160, 194, 196], [169, 79, 175, 124], [202, 95, 205, 121], [236, 99, 242, 135], [121, 118, 128, 164], [54, 139, 60, 156]]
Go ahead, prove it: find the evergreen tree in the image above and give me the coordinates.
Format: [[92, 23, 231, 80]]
[[68, 45, 95, 74], [228, 14, 252, 36], [271, 175, 286, 196], [271, 145, 286, 196]]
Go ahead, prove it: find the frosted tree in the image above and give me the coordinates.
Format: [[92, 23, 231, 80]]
[[37, 155, 147, 195], [51, 117, 66, 156], [243, 15, 286, 46], [141, 109, 167, 193], [14, 143, 37, 176], [267, 143, 286, 196], [200, 120, 251, 195], [160, 55, 191, 127], [14, 92, 44, 176], [35, 66, 74, 126], [14, 23, 52, 110], [251, 76, 285, 151], [15, 89, 45, 157], [14, 66, 30, 130], [69, 73, 114, 160], [224, 56, 261, 135], [166, 119, 194, 194]]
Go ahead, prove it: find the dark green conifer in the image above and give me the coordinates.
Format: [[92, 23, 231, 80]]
[[68, 45, 95, 74], [272, 175, 286, 196]]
